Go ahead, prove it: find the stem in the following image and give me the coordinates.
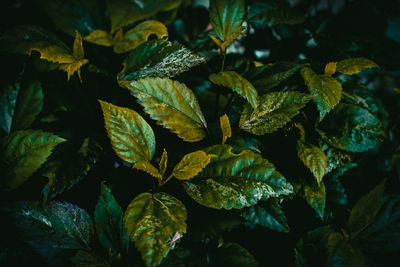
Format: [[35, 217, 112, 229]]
[[160, 174, 174, 186], [221, 49, 226, 72]]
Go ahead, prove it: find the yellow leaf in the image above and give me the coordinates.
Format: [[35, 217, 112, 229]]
[[59, 59, 88, 81], [336, 57, 378, 75], [220, 114, 231, 144], [73, 31, 84, 59], [295, 123, 306, 142], [84, 30, 113, 47], [297, 140, 327, 185], [172, 151, 216, 180], [159, 148, 168, 176], [133, 160, 162, 180], [324, 62, 337, 75]]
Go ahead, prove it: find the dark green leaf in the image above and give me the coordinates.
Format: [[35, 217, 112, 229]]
[[0, 84, 19, 133], [303, 180, 326, 219], [71, 250, 109, 267], [209, 242, 259, 267], [248, 1, 306, 25]]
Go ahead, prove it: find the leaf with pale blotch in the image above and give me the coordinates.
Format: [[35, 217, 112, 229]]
[[220, 114, 231, 144], [95, 182, 129, 257], [113, 20, 168, 54], [303, 181, 326, 219], [301, 67, 342, 120], [336, 57, 378, 75], [324, 62, 337, 75], [0, 130, 66, 191], [183, 145, 293, 209], [124, 192, 187, 267], [99, 100, 155, 164], [133, 160, 162, 180], [317, 103, 384, 152], [172, 151, 216, 180], [297, 140, 327, 185], [126, 77, 207, 142], [209, 0, 246, 51], [241, 198, 290, 232], [118, 40, 205, 82], [84, 30, 113, 46], [348, 179, 386, 237], [239, 91, 312, 135], [210, 71, 258, 109], [159, 148, 168, 176]]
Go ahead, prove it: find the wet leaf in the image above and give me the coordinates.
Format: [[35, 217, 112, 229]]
[[336, 57, 378, 75], [126, 77, 207, 142], [219, 114, 231, 144], [124, 192, 187, 267], [172, 150, 216, 180], [99, 100, 155, 164]]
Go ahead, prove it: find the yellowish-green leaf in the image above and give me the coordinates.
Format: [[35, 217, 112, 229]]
[[209, 71, 258, 109], [336, 57, 379, 75], [113, 20, 168, 54], [127, 77, 207, 142], [303, 181, 326, 219], [159, 148, 168, 176], [239, 91, 312, 135], [297, 140, 327, 185], [324, 62, 337, 75], [84, 30, 113, 47], [73, 30, 84, 59], [220, 114, 231, 144], [99, 100, 155, 164], [133, 160, 162, 180], [124, 192, 187, 267], [301, 67, 342, 120], [172, 151, 216, 180], [59, 58, 88, 82]]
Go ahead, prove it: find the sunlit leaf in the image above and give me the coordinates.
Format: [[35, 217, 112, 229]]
[[99, 100, 155, 163], [209, 71, 259, 109], [183, 145, 293, 209], [118, 40, 205, 82], [124, 192, 187, 267], [0, 130, 66, 191], [159, 148, 168, 176], [239, 91, 312, 135], [172, 150, 216, 180], [336, 57, 379, 75], [301, 67, 342, 120], [324, 62, 337, 75], [133, 160, 162, 179], [297, 140, 327, 185], [220, 114, 232, 144], [126, 77, 207, 142]]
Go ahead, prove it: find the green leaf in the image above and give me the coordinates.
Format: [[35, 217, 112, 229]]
[[348, 179, 386, 237], [239, 91, 312, 135], [133, 160, 162, 180], [0, 84, 19, 133], [209, 242, 259, 267], [301, 67, 342, 120], [327, 234, 364, 267], [209, 71, 259, 109], [0, 130, 66, 191], [336, 57, 378, 75], [124, 192, 187, 267], [117, 40, 205, 82], [303, 181, 326, 219], [95, 182, 129, 257], [84, 30, 113, 46], [209, 0, 246, 50], [183, 145, 293, 209], [126, 77, 207, 142], [113, 20, 168, 54], [248, 1, 306, 25], [172, 150, 216, 180], [241, 198, 290, 232], [220, 114, 231, 144], [11, 80, 43, 131], [71, 250, 109, 267], [297, 140, 327, 185], [317, 103, 384, 152], [99, 100, 155, 164], [159, 148, 168, 176]]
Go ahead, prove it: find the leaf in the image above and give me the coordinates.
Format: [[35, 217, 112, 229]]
[[183, 145, 293, 209], [209, 71, 259, 109], [248, 1, 306, 25], [297, 140, 327, 185], [301, 67, 342, 120], [348, 179, 386, 237], [133, 160, 162, 180], [0, 130, 66, 191], [324, 62, 337, 75], [0, 84, 19, 133], [327, 234, 364, 267], [159, 148, 168, 176], [94, 182, 129, 257], [303, 181, 326, 219], [71, 250, 109, 267], [209, 242, 259, 267], [84, 30, 113, 46], [113, 20, 168, 54], [317, 103, 384, 152], [59, 31, 88, 81], [11, 81, 43, 131], [239, 91, 312, 135], [126, 77, 207, 142], [99, 100, 155, 164], [117, 40, 205, 82], [209, 0, 246, 50], [336, 57, 379, 75], [172, 150, 216, 180], [220, 114, 231, 144], [241, 198, 290, 232], [124, 192, 187, 267]]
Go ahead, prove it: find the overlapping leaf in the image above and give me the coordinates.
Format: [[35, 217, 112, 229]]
[[172, 150, 216, 180], [124, 192, 187, 267], [239, 91, 312, 135], [336, 57, 378, 75], [303, 181, 326, 219], [126, 77, 207, 142], [183, 145, 293, 209]]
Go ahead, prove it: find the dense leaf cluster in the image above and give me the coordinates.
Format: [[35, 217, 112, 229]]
[[1, 0, 400, 266]]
